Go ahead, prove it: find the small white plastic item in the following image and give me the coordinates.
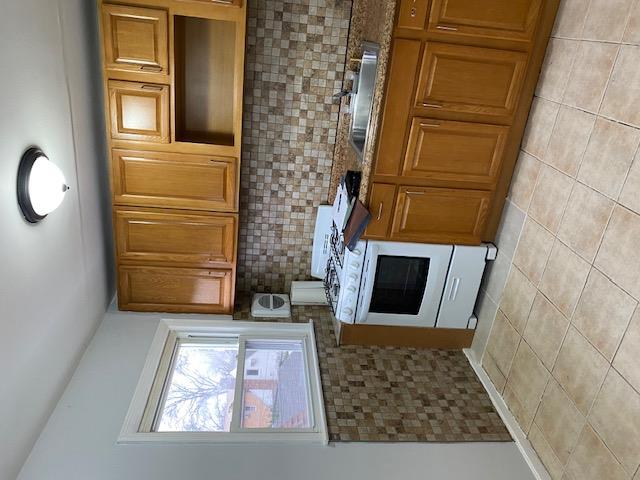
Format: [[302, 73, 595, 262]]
[[290, 281, 328, 306], [251, 293, 291, 318]]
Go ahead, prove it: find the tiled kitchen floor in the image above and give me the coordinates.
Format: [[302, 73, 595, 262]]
[[234, 298, 511, 442]]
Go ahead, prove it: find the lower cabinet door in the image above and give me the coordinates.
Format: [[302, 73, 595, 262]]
[[391, 186, 491, 245], [112, 149, 238, 211], [118, 265, 233, 313], [114, 208, 236, 268]]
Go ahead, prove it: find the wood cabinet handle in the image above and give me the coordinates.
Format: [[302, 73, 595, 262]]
[[421, 102, 442, 108], [141, 84, 163, 91], [377, 202, 384, 221], [140, 65, 163, 72], [420, 122, 441, 128], [436, 25, 458, 31], [405, 190, 425, 195]]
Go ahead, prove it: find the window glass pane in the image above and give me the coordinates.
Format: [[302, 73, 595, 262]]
[[156, 340, 238, 432], [369, 255, 429, 315], [241, 340, 311, 429]]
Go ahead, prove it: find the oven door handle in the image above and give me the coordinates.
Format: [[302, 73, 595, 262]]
[[356, 245, 378, 324]]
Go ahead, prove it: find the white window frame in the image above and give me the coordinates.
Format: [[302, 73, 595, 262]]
[[119, 319, 328, 445]]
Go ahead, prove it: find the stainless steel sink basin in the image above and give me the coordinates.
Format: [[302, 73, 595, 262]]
[[349, 42, 380, 159]]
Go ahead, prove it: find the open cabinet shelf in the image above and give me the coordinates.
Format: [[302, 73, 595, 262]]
[[174, 15, 236, 147]]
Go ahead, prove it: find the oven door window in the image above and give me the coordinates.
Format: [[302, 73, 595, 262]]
[[369, 256, 430, 315]]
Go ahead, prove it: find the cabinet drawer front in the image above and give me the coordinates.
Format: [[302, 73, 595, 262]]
[[416, 43, 527, 121], [403, 118, 509, 186], [102, 4, 169, 76], [397, 0, 430, 30], [391, 186, 491, 244], [427, 0, 541, 43], [115, 208, 237, 267], [118, 266, 233, 313], [112, 149, 237, 211], [365, 183, 396, 238], [108, 80, 170, 143]]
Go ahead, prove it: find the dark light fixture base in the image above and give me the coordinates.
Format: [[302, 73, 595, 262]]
[[17, 147, 47, 224]]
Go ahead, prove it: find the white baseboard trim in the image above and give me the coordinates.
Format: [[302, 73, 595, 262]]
[[463, 348, 551, 480]]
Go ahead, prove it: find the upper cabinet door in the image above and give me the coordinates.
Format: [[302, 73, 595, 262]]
[[102, 4, 169, 77], [403, 118, 509, 188], [415, 43, 527, 123], [427, 0, 542, 43], [108, 80, 170, 143]]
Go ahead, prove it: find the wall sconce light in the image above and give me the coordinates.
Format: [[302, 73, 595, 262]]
[[17, 147, 69, 223]]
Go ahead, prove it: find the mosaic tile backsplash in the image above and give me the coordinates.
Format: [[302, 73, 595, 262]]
[[237, 0, 352, 294]]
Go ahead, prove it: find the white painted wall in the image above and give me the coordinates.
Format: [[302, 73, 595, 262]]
[[18, 310, 535, 480], [0, 0, 113, 478]]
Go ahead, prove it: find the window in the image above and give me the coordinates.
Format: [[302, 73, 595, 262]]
[[120, 319, 327, 444]]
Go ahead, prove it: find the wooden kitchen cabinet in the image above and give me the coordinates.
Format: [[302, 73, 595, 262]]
[[118, 265, 234, 313], [402, 118, 509, 187], [114, 208, 237, 268], [365, 183, 397, 238], [391, 187, 491, 244], [415, 43, 528, 123], [111, 149, 238, 211], [374, 39, 421, 177], [108, 80, 170, 143], [365, 0, 559, 245], [101, 4, 169, 78], [427, 0, 542, 44], [99, 0, 246, 314], [397, 0, 429, 30]]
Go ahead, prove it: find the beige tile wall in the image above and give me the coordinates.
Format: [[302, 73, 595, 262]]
[[475, 1, 640, 478], [237, 0, 351, 294]]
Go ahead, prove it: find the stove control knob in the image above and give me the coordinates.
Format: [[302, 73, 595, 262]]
[[346, 285, 357, 294], [342, 307, 353, 317], [349, 261, 360, 270], [348, 273, 358, 281], [352, 248, 362, 256]]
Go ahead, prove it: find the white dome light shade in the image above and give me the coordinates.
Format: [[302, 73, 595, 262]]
[[29, 156, 67, 216], [17, 148, 69, 223]]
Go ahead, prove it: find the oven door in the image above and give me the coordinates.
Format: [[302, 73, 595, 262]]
[[356, 242, 453, 327]]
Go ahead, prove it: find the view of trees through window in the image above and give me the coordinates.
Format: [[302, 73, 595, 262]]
[[155, 339, 311, 432]]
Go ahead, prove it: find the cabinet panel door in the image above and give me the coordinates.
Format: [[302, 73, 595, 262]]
[[115, 208, 236, 268], [428, 0, 542, 43], [391, 186, 491, 244], [102, 4, 168, 75], [364, 183, 396, 238], [112, 149, 237, 211], [118, 266, 233, 313], [416, 43, 527, 121], [397, 0, 430, 30], [108, 80, 170, 143], [374, 39, 422, 176], [403, 118, 508, 187]]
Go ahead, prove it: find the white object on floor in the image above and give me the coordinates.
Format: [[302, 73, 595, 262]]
[[251, 293, 291, 318], [291, 281, 327, 305]]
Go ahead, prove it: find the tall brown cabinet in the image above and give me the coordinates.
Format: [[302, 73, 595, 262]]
[[98, 0, 246, 313], [365, 0, 560, 245]]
